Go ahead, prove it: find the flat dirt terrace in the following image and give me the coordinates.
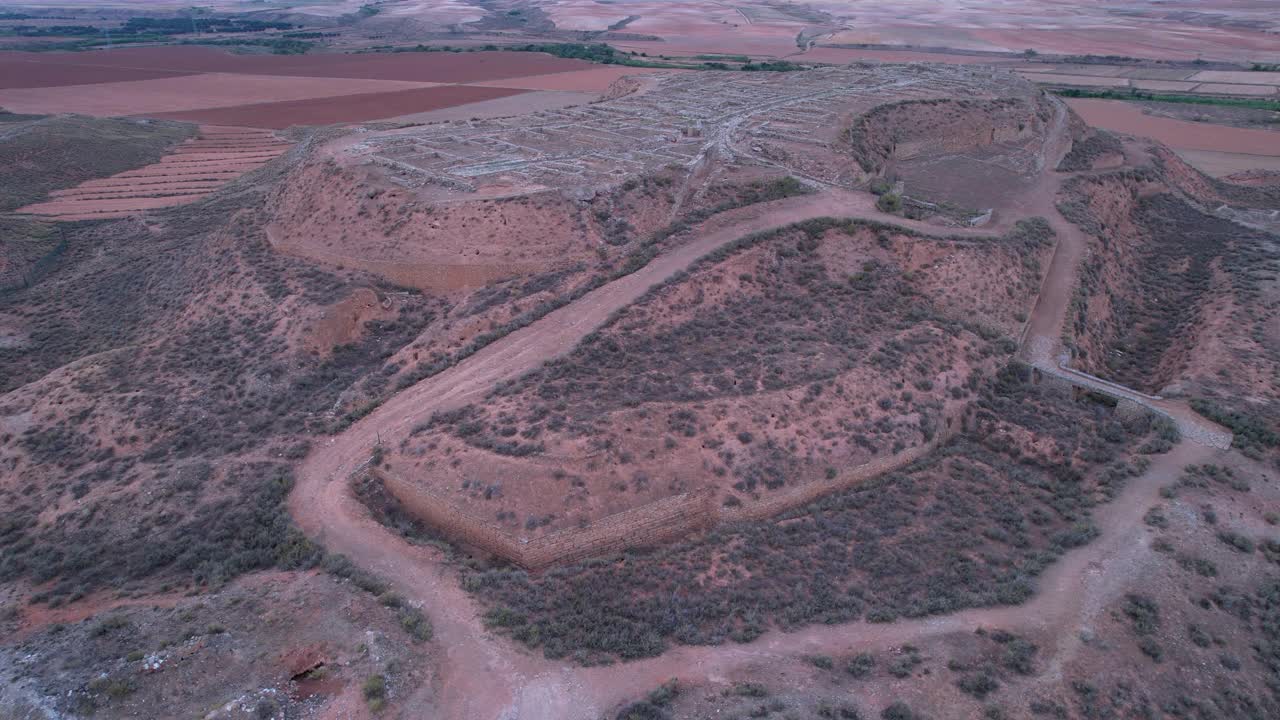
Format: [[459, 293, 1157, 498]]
[[0, 47, 634, 129]]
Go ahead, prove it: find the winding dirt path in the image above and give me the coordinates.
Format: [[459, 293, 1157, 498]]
[[289, 97, 1229, 718], [290, 187, 998, 718]]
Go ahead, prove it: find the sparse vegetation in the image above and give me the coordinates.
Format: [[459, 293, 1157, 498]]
[[876, 193, 902, 214], [1061, 181, 1280, 396], [459, 367, 1153, 661], [1056, 130, 1123, 172], [0, 176, 441, 603], [1190, 399, 1279, 456]]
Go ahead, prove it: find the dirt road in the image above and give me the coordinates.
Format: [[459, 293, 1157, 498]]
[[289, 98, 1228, 718], [290, 187, 1000, 718]]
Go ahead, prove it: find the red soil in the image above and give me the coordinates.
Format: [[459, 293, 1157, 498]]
[[146, 85, 530, 129], [0, 73, 441, 116], [1066, 98, 1280, 157], [0, 52, 193, 89], [971, 26, 1280, 63], [0, 47, 596, 86]]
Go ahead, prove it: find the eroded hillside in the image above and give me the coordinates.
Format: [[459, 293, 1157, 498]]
[[392, 217, 1053, 541], [1059, 146, 1280, 462]]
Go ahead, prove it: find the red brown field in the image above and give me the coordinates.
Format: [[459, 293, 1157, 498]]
[[0, 47, 606, 130], [471, 66, 683, 91], [0, 55, 194, 89], [1064, 98, 1280, 177], [0, 47, 596, 83], [146, 85, 531, 129], [0, 74, 445, 116], [1066, 98, 1280, 157]]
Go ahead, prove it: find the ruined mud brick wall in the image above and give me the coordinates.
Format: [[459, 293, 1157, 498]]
[[520, 488, 717, 569], [380, 465, 718, 569], [719, 414, 958, 523], [375, 413, 964, 569], [379, 470, 525, 564]]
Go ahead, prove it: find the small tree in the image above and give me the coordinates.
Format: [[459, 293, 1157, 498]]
[[876, 193, 902, 214]]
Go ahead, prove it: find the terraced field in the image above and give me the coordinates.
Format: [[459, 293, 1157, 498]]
[[15, 125, 290, 221]]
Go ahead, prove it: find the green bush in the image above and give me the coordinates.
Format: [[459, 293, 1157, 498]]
[[1190, 399, 1278, 452], [876, 193, 902, 214], [807, 654, 834, 670], [957, 670, 1000, 699], [399, 608, 434, 642], [1217, 530, 1255, 554], [845, 652, 876, 678], [363, 674, 387, 712]]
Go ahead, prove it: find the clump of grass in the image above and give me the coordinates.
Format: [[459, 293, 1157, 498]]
[[363, 674, 387, 712]]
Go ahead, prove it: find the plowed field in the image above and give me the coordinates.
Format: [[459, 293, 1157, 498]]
[[16, 126, 290, 221], [145, 85, 529, 129], [0, 47, 607, 129]]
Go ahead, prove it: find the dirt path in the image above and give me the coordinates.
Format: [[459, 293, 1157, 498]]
[[523, 440, 1216, 718], [1014, 103, 1232, 449], [290, 187, 998, 718], [289, 99, 1229, 718]]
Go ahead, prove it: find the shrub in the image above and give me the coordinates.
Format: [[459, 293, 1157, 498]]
[[1137, 636, 1164, 662], [87, 676, 136, 700], [881, 702, 916, 720], [91, 615, 130, 637], [1190, 399, 1278, 452], [1217, 530, 1255, 554], [1124, 594, 1160, 636], [458, 370, 1143, 662], [616, 702, 670, 720], [646, 679, 679, 705], [807, 654, 835, 670], [845, 652, 876, 678], [876, 193, 902, 214], [363, 674, 387, 712], [1001, 637, 1038, 675], [957, 671, 1000, 699], [398, 607, 434, 642]]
